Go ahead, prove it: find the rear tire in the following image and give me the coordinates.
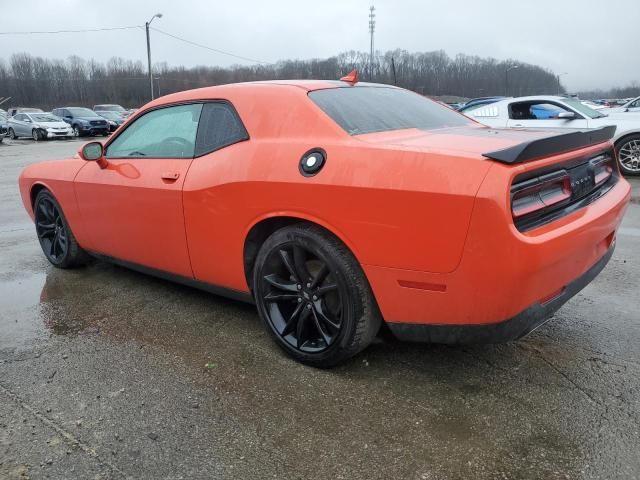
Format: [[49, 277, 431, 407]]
[[615, 134, 640, 176], [8, 128, 16, 140], [252, 224, 381, 368], [34, 190, 89, 268]]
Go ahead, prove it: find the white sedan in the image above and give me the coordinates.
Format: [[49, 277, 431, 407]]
[[464, 95, 640, 176]]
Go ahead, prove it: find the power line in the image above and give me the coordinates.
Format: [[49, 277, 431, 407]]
[[0, 24, 268, 65], [150, 27, 267, 65], [0, 26, 141, 35]]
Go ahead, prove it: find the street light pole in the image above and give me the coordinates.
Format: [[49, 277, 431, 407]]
[[145, 13, 163, 101], [557, 72, 568, 95], [505, 64, 519, 96]]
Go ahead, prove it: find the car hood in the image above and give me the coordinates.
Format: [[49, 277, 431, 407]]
[[36, 121, 70, 128], [354, 125, 575, 159], [588, 116, 640, 132], [76, 116, 106, 121], [598, 110, 640, 118]]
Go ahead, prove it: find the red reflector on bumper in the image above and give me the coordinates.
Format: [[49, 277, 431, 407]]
[[398, 280, 447, 292]]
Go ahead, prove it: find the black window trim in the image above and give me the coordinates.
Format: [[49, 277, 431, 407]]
[[103, 99, 250, 160]]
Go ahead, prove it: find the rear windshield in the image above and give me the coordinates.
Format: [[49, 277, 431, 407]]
[[68, 107, 100, 117], [309, 86, 471, 135], [96, 105, 125, 111]]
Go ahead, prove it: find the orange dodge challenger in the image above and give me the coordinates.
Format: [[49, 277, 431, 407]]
[[19, 77, 631, 367]]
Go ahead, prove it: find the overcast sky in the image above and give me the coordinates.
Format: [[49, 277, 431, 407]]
[[2, 0, 638, 91]]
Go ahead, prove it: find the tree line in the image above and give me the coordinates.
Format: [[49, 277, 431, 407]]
[[0, 49, 588, 110]]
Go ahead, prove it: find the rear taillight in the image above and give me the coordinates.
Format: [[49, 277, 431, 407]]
[[591, 155, 613, 186], [511, 171, 572, 219]]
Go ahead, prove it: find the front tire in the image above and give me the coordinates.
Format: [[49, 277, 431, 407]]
[[32, 129, 43, 141], [252, 224, 381, 368], [72, 125, 81, 137], [34, 190, 89, 268], [616, 134, 640, 176]]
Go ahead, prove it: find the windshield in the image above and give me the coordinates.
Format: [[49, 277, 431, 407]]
[[30, 114, 61, 122], [96, 111, 122, 120], [97, 105, 125, 112], [68, 107, 100, 117], [562, 98, 606, 119], [309, 86, 471, 135]]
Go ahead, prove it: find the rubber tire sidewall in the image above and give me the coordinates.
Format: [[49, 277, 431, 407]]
[[9, 128, 16, 140], [252, 224, 381, 368], [34, 190, 88, 269], [616, 134, 640, 176]]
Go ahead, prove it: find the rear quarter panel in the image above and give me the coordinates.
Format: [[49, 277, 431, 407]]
[[183, 137, 491, 292]]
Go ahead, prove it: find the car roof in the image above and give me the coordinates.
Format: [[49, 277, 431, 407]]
[[499, 95, 568, 103]]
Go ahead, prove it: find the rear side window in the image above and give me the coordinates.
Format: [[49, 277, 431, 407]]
[[195, 102, 248, 156], [309, 86, 471, 135]]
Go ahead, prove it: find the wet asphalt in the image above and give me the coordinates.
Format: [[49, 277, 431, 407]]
[[0, 138, 639, 480]]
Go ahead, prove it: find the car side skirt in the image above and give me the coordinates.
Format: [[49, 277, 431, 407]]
[[88, 252, 255, 304], [387, 243, 615, 344]]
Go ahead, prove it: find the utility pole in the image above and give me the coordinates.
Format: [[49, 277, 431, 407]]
[[368, 5, 376, 81], [145, 13, 163, 101]]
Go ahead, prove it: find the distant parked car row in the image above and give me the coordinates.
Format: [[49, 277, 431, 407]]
[[2, 103, 136, 141], [0, 110, 8, 143]]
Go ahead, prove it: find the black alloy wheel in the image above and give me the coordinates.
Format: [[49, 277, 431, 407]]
[[262, 243, 345, 353], [253, 224, 381, 367], [34, 190, 88, 268], [35, 195, 68, 263]]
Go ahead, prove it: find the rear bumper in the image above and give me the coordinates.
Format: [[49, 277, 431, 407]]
[[363, 162, 630, 332], [387, 243, 615, 343]]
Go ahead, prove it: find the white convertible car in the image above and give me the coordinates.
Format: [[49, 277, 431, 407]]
[[464, 95, 640, 176]]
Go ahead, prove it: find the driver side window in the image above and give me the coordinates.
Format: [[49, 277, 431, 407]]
[[509, 102, 567, 120], [106, 103, 203, 159]]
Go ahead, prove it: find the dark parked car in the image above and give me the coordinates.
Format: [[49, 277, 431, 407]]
[[93, 104, 132, 118], [51, 107, 109, 137], [95, 110, 125, 132]]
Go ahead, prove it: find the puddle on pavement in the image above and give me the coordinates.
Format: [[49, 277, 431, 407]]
[[0, 271, 48, 350]]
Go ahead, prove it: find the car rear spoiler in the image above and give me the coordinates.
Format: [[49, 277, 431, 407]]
[[482, 126, 616, 164]]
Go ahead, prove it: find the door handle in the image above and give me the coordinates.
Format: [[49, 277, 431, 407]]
[[161, 171, 180, 181], [513, 124, 524, 127]]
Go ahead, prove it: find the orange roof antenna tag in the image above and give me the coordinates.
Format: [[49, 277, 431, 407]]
[[340, 69, 359, 85]]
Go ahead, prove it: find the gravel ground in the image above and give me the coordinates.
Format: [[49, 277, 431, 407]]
[[1, 138, 639, 480]]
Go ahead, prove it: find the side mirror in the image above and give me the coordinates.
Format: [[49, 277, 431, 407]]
[[79, 142, 108, 168], [25, 118, 32, 123], [557, 111, 577, 120]]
